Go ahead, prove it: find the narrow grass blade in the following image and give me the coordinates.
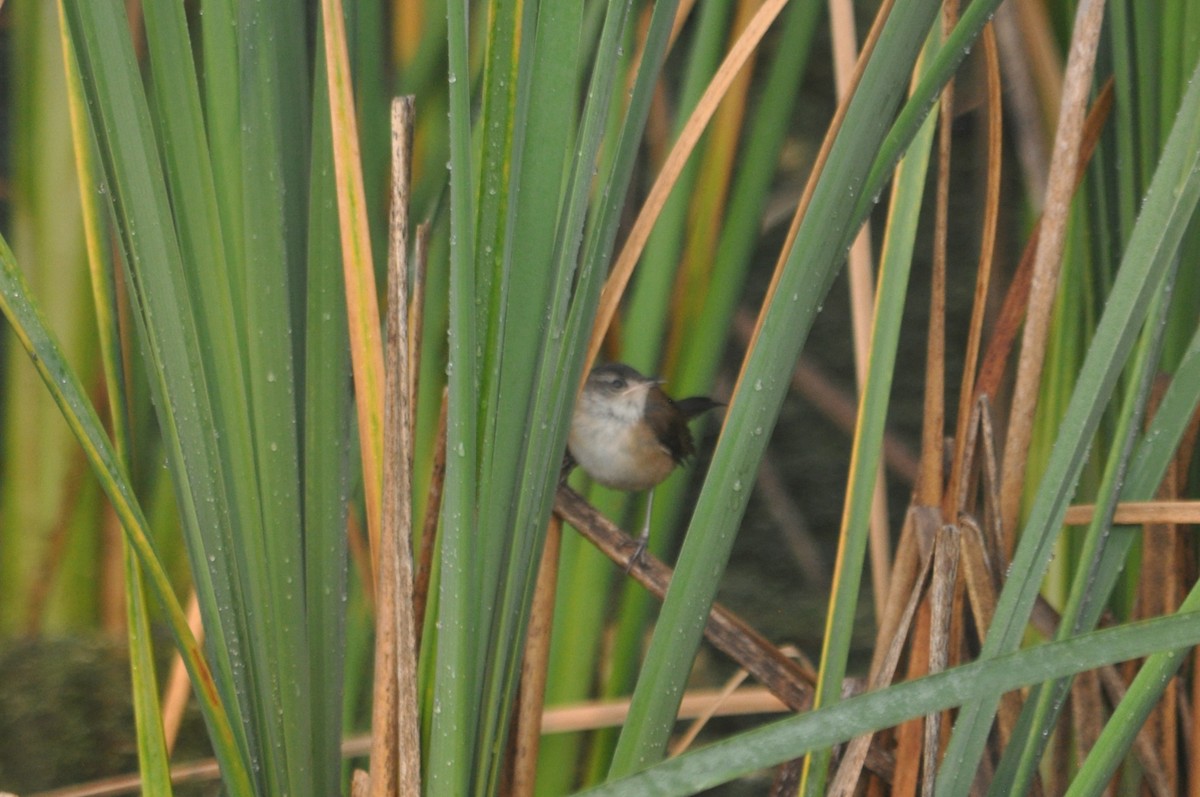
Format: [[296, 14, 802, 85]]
[[124, 549, 174, 795], [428, 0, 481, 792], [59, 12, 171, 789], [803, 28, 941, 792], [304, 12, 353, 794], [234, 5, 314, 790], [575, 613, 1200, 797]]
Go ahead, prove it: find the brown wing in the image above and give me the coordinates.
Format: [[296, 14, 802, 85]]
[[644, 386, 696, 465]]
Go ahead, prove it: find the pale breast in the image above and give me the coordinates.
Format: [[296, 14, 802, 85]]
[[568, 410, 675, 491]]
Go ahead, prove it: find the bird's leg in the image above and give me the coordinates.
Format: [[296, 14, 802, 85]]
[[626, 488, 654, 572]]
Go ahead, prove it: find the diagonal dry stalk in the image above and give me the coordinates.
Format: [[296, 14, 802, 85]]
[[508, 515, 562, 797], [553, 484, 899, 783], [584, 0, 799, 377], [554, 486, 816, 709]]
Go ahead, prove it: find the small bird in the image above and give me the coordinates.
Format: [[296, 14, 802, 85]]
[[567, 363, 721, 564]]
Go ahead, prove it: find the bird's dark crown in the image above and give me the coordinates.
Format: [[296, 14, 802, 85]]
[[587, 363, 655, 393]]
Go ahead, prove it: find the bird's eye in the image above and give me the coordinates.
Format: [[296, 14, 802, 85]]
[[610, 377, 626, 389]]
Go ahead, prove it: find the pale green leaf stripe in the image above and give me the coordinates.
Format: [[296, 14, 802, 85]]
[[470, 5, 525, 789], [124, 551, 174, 795], [573, 612, 1200, 797], [302, 16, 353, 796], [0, 235, 254, 797], [936, 52, 1200, 795], [236, 4, 313, 792], [429, 0, 481, 791]]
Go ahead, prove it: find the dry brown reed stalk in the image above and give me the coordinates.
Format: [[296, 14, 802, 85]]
[[955, 405, 1025, 751], [509, 515, 561, 797], [365, 95, 421, 797], [887, 1, 963, 786], [997, 0, 1107, 556], [542, 685, 789, 734], [829, 525, 936, 797], [944, 23, 1002, 519], [971, 80, 1113, 407], [668, 665, 751, 757], [412, 386, 447, 649], [892, 574, 933, 796], [1192, 642, 1200, 796], [1139, 499, 1180, 794], [350, 768, 372, 797], [845, 113, 1147, 777], [1132, 382, 1200, 796], [922, 525, 960, 797], [1062, 501, 1200, 526], [884, 403, 1018, 788]]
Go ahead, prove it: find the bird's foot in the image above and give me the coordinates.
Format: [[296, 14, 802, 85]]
[[624, 533, 649, 573]]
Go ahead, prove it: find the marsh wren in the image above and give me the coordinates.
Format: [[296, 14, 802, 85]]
[[567, 363, 721, 563]]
